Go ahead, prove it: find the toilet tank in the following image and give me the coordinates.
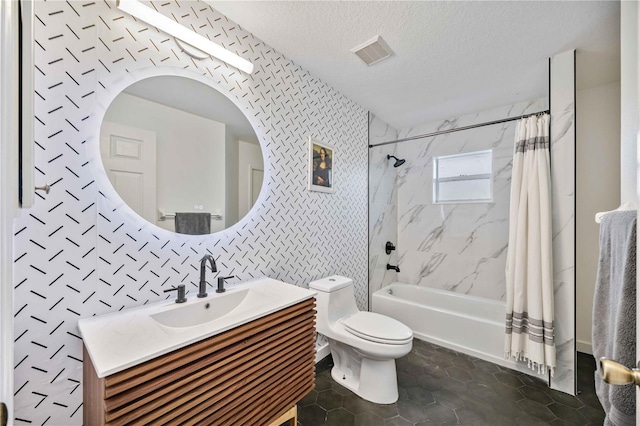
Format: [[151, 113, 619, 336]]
[[309, 275, 352, 292], [309, 276, 359, 329]]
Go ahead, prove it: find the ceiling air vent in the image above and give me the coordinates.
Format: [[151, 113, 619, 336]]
[[351, 35, 393, 66]]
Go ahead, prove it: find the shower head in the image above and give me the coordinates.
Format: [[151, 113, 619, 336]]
[[387, 154, 406, 167]]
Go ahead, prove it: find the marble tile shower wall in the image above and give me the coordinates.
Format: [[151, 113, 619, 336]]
[[548, 50, 576, 395], [368, 114, 400, 307], [13, 1, 368, 424], [374, 100, 546, 301]]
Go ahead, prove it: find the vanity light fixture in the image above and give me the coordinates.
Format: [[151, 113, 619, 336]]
[[116, 0, 254, 74]]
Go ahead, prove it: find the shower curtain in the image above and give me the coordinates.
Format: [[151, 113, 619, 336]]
[[504, 114, 555, 375]]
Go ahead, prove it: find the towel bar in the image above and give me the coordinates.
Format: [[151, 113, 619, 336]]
[[157, 211, 223, 221]]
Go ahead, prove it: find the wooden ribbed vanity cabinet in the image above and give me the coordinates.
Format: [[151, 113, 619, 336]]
[[83, 298, 316, 425]]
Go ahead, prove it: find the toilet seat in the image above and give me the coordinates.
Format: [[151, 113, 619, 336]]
[[341, 312, 413, 345]]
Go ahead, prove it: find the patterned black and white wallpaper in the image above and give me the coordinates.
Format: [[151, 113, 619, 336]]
[[13, 1, 368, 423]]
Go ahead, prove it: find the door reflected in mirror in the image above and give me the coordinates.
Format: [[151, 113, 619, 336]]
[[100, 76, 263, 235]]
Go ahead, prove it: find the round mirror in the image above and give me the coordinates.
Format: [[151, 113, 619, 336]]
[[99, 75, 264, 235]]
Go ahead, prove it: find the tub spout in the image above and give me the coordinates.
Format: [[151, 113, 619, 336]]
[[387, 264, 400, 273]]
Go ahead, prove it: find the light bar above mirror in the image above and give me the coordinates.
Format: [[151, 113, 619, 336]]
[[116, 0, 254, 74]]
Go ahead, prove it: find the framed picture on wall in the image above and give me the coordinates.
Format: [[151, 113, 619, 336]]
[[307, 137, 335, 193]]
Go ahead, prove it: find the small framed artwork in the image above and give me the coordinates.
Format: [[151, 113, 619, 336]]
[[307, 136, 335, 193]]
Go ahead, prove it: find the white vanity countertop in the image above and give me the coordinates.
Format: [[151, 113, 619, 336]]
[[78, 277, 316, 378]]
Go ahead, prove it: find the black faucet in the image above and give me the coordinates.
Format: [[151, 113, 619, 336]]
[[198, 254, 217, 298], [387, 264, 400, 273], [216, 275, 235, 293], [164, 284, 187, 303]]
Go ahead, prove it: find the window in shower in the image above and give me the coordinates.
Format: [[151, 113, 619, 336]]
[[433, 149, 493, 203]]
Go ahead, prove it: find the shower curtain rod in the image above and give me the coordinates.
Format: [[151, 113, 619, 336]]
[[368, 109, 550, 148]]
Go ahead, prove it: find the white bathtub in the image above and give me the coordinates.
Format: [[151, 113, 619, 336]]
[[372, 283, 532, 374]]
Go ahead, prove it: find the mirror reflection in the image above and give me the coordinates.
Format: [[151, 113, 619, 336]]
[[100, 76, 263, 235]]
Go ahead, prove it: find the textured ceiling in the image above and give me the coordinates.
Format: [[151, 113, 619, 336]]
[[211, 1, 620, 129]]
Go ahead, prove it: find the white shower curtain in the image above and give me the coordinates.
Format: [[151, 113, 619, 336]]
[[504, 114, 555, 375]]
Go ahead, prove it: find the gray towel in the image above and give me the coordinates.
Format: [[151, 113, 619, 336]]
[[593, 210, 636, 426], [174, 212, 211, 235]]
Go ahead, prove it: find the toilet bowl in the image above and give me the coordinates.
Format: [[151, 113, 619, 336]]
[[309, 275, 413, 404]]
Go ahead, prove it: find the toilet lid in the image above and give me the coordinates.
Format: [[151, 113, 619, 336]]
[[342, 312, 413, 345]]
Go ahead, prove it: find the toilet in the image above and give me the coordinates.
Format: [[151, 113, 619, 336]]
[[309, 275, 413, 404]]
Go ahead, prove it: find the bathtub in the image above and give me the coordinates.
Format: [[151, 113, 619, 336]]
[[372, 283, 531, 374]]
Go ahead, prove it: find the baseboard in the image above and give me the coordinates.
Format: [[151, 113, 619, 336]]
[[576, 340, 593, 355], [315, 342, 331, 364]]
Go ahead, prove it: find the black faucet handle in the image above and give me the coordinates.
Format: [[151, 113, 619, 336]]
[[385, 241, 396, 255], [164, 284, 187, 303], [216, 275, 235, 293]]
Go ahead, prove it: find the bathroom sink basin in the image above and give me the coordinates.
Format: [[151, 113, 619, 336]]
[[151, 289, 249, 328], [78, 277, 316, 378]]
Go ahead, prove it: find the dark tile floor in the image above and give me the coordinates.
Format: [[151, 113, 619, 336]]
[[297, 340, 605, 425]]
